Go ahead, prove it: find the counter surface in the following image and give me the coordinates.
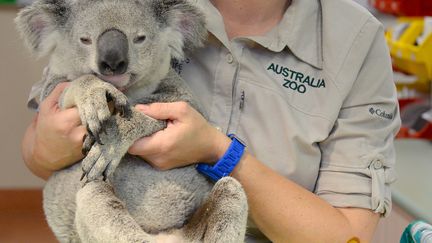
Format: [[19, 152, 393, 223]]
[[393, 139, 432, 223]]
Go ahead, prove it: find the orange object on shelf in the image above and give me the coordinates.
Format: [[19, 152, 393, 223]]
[[369, 0, 432, 16], [397, 121, 432, 139], [398, 97, 423, 111], [397, 101, 432, 140]]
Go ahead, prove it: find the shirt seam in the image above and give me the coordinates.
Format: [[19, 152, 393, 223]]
[[333, 16, 373, 92]]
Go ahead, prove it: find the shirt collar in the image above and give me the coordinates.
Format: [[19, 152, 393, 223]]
[[196, 0, 323, 69], [195, 0, 230, 47]]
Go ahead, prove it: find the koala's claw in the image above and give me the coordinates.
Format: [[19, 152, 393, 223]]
[[81, 146, 89, 156], [80, 171, 86, 182], [80, 166, 90, 183], [86, 124, 103, 145], [105, 91, 114, 103], [81, 134, 89, 156], [82, 133, 96, 156], [115, 100, 132, 119], [102, 167, 109, 181], [99, 124, 107, 135], [105, 90, 132, 119], [118, 104, 133, 119]]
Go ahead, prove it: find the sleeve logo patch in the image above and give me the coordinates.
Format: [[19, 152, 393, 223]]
[[369, 107, 393, 120]]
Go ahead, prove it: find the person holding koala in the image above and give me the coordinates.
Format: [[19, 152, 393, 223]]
[[22, 0, 400, 242]]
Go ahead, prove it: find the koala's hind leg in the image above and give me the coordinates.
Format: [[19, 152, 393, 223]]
[[184, 177, 248, 243], [43, 164, 83, 243], [75, 181, 155, 243]]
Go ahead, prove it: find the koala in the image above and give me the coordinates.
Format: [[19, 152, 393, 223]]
[[15, 0, 248, 242]]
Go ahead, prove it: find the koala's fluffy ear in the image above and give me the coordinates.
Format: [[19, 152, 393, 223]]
[[15, 0, 70, 57], [153, 0, 207, 60]]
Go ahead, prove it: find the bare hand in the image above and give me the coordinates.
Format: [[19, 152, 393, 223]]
[[128, 102, 231, 170], [31, 82, 86, 171]]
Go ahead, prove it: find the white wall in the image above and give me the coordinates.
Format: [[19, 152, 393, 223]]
[[0, 7, 47, 188]]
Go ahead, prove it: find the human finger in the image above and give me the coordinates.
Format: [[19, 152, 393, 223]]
[[39, 82, 69, 112], [128, 135, 163, 156], [58, 107, 82, 127], [135, 102, 190, 120]]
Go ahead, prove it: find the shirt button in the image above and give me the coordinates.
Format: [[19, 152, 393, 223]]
[[373, 159, 383, 169], [226, 53, 234, 64]]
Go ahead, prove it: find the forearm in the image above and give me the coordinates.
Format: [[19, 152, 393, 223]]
[[231, 152, 379, 242], [129, 102, 379, 241]]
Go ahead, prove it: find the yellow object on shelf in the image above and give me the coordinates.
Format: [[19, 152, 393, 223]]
[[386, 17, 432, 91]]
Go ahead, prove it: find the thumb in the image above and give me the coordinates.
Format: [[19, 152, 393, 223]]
[[42, 82, 69, 110], [135, 102, 187, 120]]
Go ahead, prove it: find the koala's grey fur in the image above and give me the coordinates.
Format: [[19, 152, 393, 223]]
[[15, 0, 248, 242]]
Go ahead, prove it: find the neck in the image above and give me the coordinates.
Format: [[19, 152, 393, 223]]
[[210, 0, 291, 39]]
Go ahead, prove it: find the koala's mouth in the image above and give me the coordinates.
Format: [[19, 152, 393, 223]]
[[95, 73, 134, 91]]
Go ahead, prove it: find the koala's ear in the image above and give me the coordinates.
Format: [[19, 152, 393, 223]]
[[153, 0, 207, 60], [15, 0, 70, 57]]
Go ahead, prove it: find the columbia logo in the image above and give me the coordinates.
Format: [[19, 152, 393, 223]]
[[369, 107, 393, 120]]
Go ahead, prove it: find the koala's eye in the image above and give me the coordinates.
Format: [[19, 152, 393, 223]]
[[133, 35, 146, 44], [80, 37, 92, 45]]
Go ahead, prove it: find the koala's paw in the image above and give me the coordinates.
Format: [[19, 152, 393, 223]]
[[77, 82, 132, 145], [80, 142, 126, 183]]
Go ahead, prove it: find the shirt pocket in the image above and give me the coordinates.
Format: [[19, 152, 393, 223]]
[[258, 61, 341, 119], [230, 79, 333, 191]]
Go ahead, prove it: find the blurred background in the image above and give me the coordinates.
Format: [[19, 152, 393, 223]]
[[0, 0, 431, 242], [0, 1, 53, 242], [0, 2, 46, 189]]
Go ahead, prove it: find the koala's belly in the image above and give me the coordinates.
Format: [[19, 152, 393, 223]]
[[112, 155, 213, 234]]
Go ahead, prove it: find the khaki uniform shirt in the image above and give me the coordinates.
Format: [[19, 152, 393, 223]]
[[28, 0, 401, 241], [176, 0, 400, 240]]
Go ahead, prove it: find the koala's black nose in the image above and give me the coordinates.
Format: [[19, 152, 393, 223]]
[[97, 29, 129, 76]]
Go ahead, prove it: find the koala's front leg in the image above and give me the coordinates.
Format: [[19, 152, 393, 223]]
[[60, 75, 132, 150], [81, 109, 166, 182], [184, 177, 248, 243]]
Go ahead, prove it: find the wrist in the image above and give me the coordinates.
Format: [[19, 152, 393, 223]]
[[196, 133, 246, 182], [230, 150, 249, 178], [205, 127, 231, 164]]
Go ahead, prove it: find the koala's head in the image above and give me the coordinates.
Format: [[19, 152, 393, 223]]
[[15, 0, 206, 89]]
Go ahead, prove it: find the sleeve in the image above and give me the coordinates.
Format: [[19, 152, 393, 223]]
[[27, 66, 49, 111], [314, 20, 401, 216]]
